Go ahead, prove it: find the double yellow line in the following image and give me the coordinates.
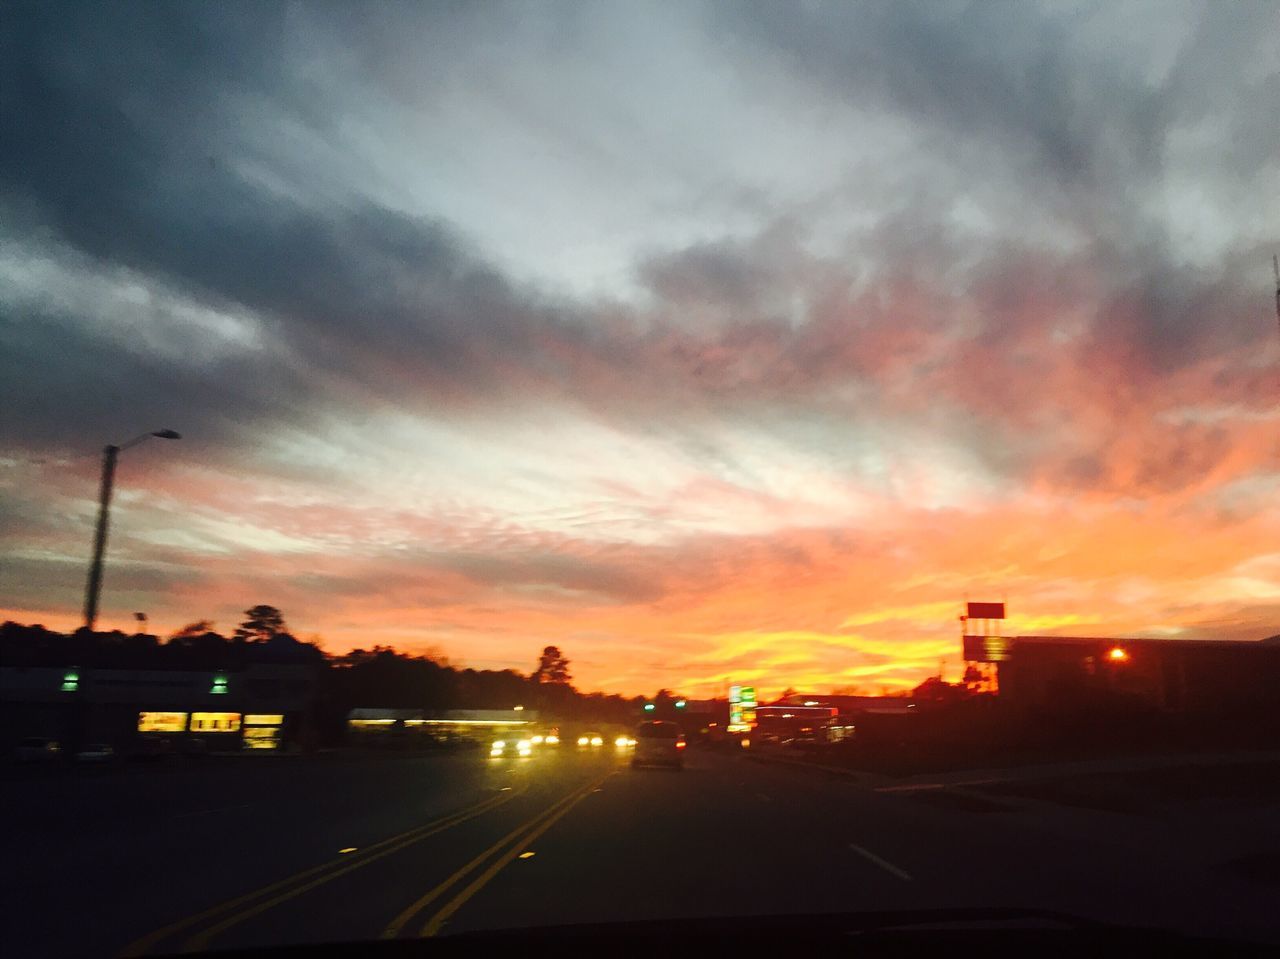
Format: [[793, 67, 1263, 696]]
[[383, 769, 611, 939], [121, 787, 522, 956]]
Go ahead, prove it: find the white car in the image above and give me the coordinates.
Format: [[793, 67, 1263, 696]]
[[75, 743, 115, 763], [631, 721, 685, 770]]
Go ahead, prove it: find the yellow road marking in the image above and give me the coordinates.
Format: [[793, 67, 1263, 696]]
[[420, 772, 606, 937], [119, 789, 517, 957], [381, 772, 609, 940], [182, 788, 523, 952]]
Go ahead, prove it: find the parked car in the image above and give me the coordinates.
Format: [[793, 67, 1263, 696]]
[[75, 743, 115, 763], [16, 737, 61, 763]]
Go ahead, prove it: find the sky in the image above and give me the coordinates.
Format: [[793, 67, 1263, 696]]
[[2, 1, 1278, 697]]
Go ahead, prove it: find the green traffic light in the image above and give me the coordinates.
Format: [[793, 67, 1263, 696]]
[[675, 699, 686, 708], [643, 703, 655, 712]]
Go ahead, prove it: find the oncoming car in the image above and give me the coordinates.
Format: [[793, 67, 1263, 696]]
[[489, 738, 533, 758], [631, 721, 685, 770]]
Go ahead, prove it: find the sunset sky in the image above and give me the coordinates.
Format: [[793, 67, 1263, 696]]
[[2, 2, 1278, 697]]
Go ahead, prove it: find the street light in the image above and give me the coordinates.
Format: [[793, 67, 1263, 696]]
[[83, 429, 181, 631]]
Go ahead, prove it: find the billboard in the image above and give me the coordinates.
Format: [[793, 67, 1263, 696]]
[[967, 602, 1005, 620]]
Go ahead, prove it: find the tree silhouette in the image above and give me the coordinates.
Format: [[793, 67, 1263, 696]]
[[234, 605, 290, 643], [170, 620, 215, 641], [532, 645, 572, 685]]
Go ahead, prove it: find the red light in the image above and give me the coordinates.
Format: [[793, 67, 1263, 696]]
[[675, 740, 686, 749], [1107, 647, 1129, 663]]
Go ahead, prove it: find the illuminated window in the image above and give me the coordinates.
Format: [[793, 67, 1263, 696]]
[[138, 712, 188, 733], [243, 727, 280, 750], [244, 714, 284, 726], [190, 712, 241, 732]]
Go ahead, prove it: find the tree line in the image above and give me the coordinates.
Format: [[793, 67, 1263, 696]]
[[0, 606, 668, 725]]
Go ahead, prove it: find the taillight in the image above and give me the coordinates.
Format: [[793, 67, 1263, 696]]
[[676, 740, 686, 749]]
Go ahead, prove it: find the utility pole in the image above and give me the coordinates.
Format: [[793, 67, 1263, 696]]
[[1273, 254, 1279, 336], [83, 444, 119, 631], [81, 429, 180, 631]]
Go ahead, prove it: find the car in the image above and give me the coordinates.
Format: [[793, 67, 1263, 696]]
[[631, 721, 685, 769], [75, 743, 115, 763], [489, 737, 533, 758], [576, 732, 605, 747], [16, 737, 61, 763]]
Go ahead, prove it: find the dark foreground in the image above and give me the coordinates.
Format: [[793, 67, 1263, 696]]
[[6, 745, 1280, 956]]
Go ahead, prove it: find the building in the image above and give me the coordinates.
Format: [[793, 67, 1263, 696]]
[[0, 633, 322, 754], [771, 693, 915, 742], [964, 633, 1280, 713], [346, 707, 537, 747]]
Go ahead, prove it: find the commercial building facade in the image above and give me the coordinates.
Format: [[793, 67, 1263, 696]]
[[1, 659, 319, 754], [964, 633, 1280, 713]]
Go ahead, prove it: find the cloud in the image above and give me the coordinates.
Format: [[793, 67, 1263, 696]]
[[2, 1, 1278, 694]]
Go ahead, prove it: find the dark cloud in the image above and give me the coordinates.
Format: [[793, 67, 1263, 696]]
[[2, 0, 1276, 486]]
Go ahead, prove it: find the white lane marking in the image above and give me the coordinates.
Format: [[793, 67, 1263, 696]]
[[876, 778, 1001, 793], [848, 842, 912, 881]]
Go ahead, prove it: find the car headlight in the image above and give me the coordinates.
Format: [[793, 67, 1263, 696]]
[[591, 736, 603, 746], [577, 736, 589, 746], [531, 735, 544, 744], [545, 735, 559, 744]]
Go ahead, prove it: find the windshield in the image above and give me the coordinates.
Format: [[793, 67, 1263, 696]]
[[3, 1, 1280, 955]]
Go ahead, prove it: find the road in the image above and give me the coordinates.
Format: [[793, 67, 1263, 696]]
[[6, 743, 1280, 955]]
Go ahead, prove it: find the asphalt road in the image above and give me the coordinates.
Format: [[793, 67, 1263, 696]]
[[6, 744, 1280, 956]]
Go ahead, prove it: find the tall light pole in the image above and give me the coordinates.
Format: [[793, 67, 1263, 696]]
[[83, 429, 181, 631]]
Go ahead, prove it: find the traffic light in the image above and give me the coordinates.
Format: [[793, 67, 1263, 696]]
[[61, 670, 79, 692], [211, 673, 229, 694], [675, 699, 686, 709], [643, 702, 655, 712]]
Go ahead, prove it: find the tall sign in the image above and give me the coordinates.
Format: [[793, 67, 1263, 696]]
[[962, 600, 1009, 663], [728, 684, 757, 733]]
